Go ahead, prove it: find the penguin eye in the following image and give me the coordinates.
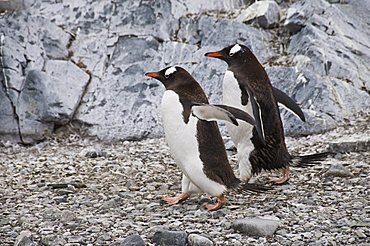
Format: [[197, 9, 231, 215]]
[[229, 51, 235, 57], [164, 74, 169, 79]]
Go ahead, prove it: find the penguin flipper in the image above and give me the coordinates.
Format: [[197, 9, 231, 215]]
[[213, 104, 255, 126], [272, 87, 306, 122], [191, 104, 239, 126], [249, 95, 266, 145]]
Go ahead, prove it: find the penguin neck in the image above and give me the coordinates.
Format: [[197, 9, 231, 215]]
[[229, 59, 272, 94], [168, 83, 209, 104]]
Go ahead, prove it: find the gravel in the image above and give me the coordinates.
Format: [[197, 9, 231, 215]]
[[0, 117, 369, 245]]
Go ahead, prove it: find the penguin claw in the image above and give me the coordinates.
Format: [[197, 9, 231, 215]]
[[269, 167, 290, 184], [162, 193, 190, 205]]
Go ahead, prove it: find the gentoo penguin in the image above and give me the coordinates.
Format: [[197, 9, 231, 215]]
[[145, 66, 268, 211], [205, 44, 306, 183], [205, 44, 328, 184]]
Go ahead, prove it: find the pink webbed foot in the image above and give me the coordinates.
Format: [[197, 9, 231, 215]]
[[204, 195, 225, 211], [162, 192, 190, 205], [269, 167, 290, 184]]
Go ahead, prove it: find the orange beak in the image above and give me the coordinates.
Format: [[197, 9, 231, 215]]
[[205, 52, 223, 58], [145, 72, 160, 78]]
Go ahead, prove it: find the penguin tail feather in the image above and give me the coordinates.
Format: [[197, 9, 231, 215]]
[[291, 152, 330, 168], [233, 182, 272, 194]]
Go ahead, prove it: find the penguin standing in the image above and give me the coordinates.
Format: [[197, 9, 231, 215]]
[[205, 44, 327, 184], [145, 66, 268, 211]]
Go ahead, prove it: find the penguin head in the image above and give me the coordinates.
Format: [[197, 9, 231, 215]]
[[145, 66, 193, 90], [205, 44, 249, 66]]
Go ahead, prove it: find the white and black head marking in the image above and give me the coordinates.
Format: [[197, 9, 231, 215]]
[[229, 44, 242, 57], [145, 66, 182, 89], [164, 66, 177, 78]]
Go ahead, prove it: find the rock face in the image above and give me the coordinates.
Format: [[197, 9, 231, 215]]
[[0, 0, 369, 143]]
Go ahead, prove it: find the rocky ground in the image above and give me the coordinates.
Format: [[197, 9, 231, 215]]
[[0, 115, 369, 246]]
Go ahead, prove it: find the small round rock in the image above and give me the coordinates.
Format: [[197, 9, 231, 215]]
[[188, 234, 214, 246]]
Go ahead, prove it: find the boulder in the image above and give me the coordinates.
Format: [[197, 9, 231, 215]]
[[17, 70, 55, 144], [236, 1, 281, 28], [284, 7, 306, 34], [16, 63, 89, 144]]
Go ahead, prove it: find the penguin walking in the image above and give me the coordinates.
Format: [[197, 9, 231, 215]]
[[213, 57, 305, 183], [145, 66, 268, 211], [205, 44, 328, 184]]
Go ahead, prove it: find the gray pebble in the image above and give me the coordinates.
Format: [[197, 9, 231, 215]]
[[152, 230, 187, 246], [232, 216, 280, 236], [325, 164, 353, 177], [188, 234, 213, 246], [120, 234, 145, 246]]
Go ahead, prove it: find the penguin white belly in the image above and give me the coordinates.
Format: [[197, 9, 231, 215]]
[[223, 70, 254, 181], [160, 90, 226, 196]]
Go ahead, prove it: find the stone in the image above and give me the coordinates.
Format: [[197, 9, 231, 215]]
[[236, 1, 281, 28], [70, 33, 107, 78], [120, 234, 145, 246], [326, 0, 349, 3], [188, 234, 214, 246], [152, 230, 187, 246], [100, 197, 123, 210], [17, 70, 55, 144], [0, 81, 21, 142], [41, 235, 67, 246], [43, 60, 90, 123], [60, 210, 78, 224], [232, 216, 280, 236], [38, 17, 70, 60], [80, 146, 107, 158], [325, 164, 353, 177], [0, 0, 24, 12], [67, 236, 85, 244], [171, 0, 247, 19], [328, 135, 370, 153], [284, 7, 306, 34], [14, 230, 35, 246]]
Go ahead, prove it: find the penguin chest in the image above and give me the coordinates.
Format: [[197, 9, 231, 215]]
[[160, 90, 227, 196], [223, 70, 253, 147], [160, 90, 201, 170]]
